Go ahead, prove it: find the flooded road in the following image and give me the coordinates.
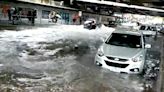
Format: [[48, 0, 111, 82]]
[[0, 25, 161, 92]]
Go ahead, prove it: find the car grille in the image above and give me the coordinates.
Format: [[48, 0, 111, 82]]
[[105, 60, 129, 68], [106, 56, 128, 62]]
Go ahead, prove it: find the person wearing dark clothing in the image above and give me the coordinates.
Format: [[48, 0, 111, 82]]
[[72, 14, 79, 24], [73, 18, 76, 23], [79, 17, 82, 25], [78, 11, 82, 25], [12, 8, 19, 24], [7, 9, 11, 21], [13, 8, 18, 20], [27, 11, 32, 22], [31, 10, 36, 25]]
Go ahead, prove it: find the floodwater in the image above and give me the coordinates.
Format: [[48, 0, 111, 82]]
[[0, 25, 161, 92]]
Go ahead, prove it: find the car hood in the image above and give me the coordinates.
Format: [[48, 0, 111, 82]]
[[103, 44, 143, 59]]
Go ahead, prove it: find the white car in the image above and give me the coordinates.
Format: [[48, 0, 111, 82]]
[[84, 18, 96, 29], [139, 25, 157, 36], [95, 30, 151, 74]]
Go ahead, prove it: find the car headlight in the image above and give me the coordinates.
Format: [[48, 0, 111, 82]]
[[132, 55, 143, 62], [97, 47, 104, 57]]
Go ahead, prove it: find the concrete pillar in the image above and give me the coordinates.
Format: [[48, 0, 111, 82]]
[[158, 35, 164, 92], [99, 15, 102, 24]]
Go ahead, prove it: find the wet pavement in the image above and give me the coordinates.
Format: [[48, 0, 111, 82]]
[[0, 25, 162, 92]]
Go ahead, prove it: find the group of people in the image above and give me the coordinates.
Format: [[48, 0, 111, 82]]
[[7, 7, 17, 21], [7, 8, 83, 25], [7, 7, 36, 25], [27, 9, 37, 25], [48, 11, 82, 24]]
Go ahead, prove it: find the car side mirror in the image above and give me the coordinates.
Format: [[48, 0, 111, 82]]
[[145, 44, 151, 48]]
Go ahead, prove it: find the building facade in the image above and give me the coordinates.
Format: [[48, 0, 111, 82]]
[[0, 0, 78, 25]]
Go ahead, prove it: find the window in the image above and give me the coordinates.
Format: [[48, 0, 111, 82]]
[[42, 10, 50, 19]]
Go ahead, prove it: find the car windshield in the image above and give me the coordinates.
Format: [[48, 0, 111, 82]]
[[105, 33, 142, 48]]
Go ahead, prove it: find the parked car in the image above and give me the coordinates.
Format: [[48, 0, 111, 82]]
[[106, 21, 117, 27], [139, 25, 157, 36], [159, 27, 164, 34], [84, 18, 96, 30], [95, 29, 151, 74]]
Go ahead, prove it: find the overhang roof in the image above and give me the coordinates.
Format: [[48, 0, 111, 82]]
[[76, 0, 164, 13]]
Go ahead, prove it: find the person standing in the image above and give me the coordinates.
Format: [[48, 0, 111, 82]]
[[72, 13, 78, 24], [31, 9, 36, 25], [11, 7, 18, 24], [78, 11, 82, 25], [10, 7, 15, 21], [27, 10, 32, 23], [7, 8, 11, 21]]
